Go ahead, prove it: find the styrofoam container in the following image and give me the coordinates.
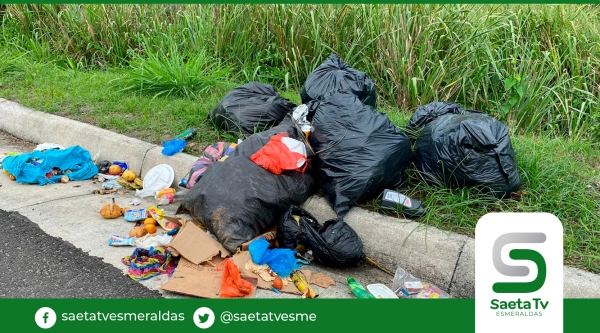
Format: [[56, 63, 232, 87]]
[[367, 284, 399, 299]]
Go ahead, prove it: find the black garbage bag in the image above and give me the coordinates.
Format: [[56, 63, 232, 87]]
[[405, 101, 465, 139], [209, 82, 296, 135], [177, 122, 316, 252], [278, 206, 365, 267], [301, 54, 376, 111], [310, 91, 413, 217], [414, 111, 521, 198]]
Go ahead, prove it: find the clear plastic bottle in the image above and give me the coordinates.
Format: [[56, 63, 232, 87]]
[[347, 277, 376, 299]]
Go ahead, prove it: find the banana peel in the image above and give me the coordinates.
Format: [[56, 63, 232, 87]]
[[291, 270, 318, 299], [134, 177, 143, 187], [116, 177, 142, 190]]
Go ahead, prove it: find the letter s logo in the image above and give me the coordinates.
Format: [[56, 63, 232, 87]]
[[492, 232, 546, 293]]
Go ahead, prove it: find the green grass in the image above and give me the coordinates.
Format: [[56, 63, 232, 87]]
[[1, 55, 598, 273], [1, 4, 599, 139]]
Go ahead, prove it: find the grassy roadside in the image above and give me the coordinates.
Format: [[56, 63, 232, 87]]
[[1, 57, 599, 273]]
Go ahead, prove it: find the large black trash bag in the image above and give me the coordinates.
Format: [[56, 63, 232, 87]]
[[414, 111, 521, 198], [310, 91, 413, 217], [405, 102, 465, 139], [301, 54, 376, 111], [209, 82, 296, 135], [177, 122, 316, 252], [278, 206, 365, 267]]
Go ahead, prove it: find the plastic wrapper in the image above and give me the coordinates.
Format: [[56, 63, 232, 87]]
[[391, 266, 451, 299]]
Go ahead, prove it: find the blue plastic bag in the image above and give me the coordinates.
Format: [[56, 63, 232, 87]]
[[162, 139, 186, 156], [249, 237, 299, 277], [2, 145, 98, 185]]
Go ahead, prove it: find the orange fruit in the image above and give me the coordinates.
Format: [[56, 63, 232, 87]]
[[144, 217, 157, 225], [144, 224, 157, 234]]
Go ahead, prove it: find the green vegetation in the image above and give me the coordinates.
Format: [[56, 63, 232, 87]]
[[0, 4, 598, 272]]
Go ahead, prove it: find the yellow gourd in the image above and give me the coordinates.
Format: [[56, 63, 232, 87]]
[[100, 198, 122, 219], [122, 170, 136, 182], [129, 223, 148, 237]]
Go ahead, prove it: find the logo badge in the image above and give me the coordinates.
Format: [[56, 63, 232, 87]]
[[193, 307, 215, 329], [475, 213, 563, 333], [34, 307, 57, 329]]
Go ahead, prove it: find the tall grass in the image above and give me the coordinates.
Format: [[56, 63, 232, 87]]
[[1, 4, 599, 139]]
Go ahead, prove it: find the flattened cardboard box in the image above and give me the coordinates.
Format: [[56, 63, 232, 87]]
[[161, 257, 258, 298], [162, 220, 257, 298]]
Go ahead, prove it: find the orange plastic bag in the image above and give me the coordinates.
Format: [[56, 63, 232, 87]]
[[219, 258, 253, 298], [250, 133, 307, 175]]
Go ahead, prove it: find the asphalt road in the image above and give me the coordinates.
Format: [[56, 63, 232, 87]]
[[0, 208, 162, 298]]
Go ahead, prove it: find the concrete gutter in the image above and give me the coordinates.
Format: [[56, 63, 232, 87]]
[[1, 97, 599, 298]]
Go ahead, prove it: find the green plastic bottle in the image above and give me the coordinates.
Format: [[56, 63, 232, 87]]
[[347, 277, 376, 299]]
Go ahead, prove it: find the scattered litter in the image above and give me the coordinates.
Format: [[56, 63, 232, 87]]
[[129, 222, 148, 237], [129, 198, 141, 206], [174, 127, 198, 140], [101, 179, 123, 190], [162, 139, 186, 156], [124, 208, 147, 222], [121, 246, 176, 281], [380, 189, 425, 218], [99, 198, 124, 219], [34, 143, 66, 152], [93, 189, 117, 195], [108, 235, 135, 247], [2, 145, 98, 185], [310, 273, 336, 288], [72, 184, 81, 187], [219, 258, 253, 298], [60, 175, 69, 183], [148, 206, 179, 231], [249, 237, 300, 278], [391, 266, 451, 299], [250, 133, 307, 174], [182, 142, 237, 189], [291, 270, 318, 298], [134, 233, 173, 249], [135, 164, 174, 198], [367, 284, 398, 299], [347, 277, 375, 299], [209, 82, 296, 135]]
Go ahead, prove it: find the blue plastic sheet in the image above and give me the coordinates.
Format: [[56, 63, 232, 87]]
[[249, 237, 299, 277], [2, 145, 98, 185]]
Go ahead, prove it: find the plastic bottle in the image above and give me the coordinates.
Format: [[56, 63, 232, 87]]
[[347, 277, 376, 299], [173, 127, 198, 140]]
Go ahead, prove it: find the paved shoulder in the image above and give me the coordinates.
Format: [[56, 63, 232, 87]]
[[0, 209, 162, 298]]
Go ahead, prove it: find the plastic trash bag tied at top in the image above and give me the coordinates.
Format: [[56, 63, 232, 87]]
[[310, 91, 413, 217], [209, 81, 296, 136], [277, 206, 365, 267], [405, 101, 465, 140], [413, 104, 521, 198], [177, 119, 317, 252], [301, 54, 377, 113]]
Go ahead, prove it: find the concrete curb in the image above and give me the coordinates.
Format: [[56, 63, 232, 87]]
[[2, 98, 599, 298]]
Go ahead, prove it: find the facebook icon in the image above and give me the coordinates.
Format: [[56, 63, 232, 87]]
[[35, 307, 56, 329]]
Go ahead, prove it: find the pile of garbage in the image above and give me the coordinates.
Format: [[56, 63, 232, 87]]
[[0, 54, 521, 300]]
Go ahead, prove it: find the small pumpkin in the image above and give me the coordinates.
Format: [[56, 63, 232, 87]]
[[100, 198, 122, 219], [108, 164, 123, 175], [129, 222, 148, 237], [122, 170, 136, 182], [144, 217, 157, 225], [144, 224, 157, 234]]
